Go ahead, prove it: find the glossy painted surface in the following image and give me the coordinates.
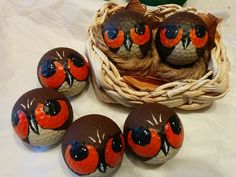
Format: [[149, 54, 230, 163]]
[[37, 47, 89, 97], [62, 115, 125, 177], [102, 10, 152, 59], [11, 88, 73, 146], [124, 103, 184, 164], [0, 0, 235, 176], [155, 12, 209, 66]]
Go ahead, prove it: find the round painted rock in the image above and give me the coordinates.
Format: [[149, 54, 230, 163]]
[[11, 88, 73, 146], [155, 12, 209, 66], [124, 103, 184, 164], [102, 10, 152, 59], [37, 47, 89, 97], [62, 114, 125, 177]]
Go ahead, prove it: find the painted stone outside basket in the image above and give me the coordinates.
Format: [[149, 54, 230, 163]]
[[87, 2, 230, 110]]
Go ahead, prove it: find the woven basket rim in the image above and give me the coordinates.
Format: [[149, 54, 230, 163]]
[[87, 2, 230, 110]]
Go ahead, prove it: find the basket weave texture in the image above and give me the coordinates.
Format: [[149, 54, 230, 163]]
[[87, 3, 230, 110]]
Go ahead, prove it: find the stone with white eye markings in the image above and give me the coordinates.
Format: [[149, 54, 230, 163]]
[[37, 47, 89, 97], [62, 114, 125, 177], [155, 12, 209, 66], [11, 88, 73, 147], [124, 103, 184, 164]]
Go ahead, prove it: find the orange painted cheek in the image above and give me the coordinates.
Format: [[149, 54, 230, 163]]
[[127, 129, 161, 158], [65, 144, 99, 175], [68, 59, 89, 81], [104, 31, 124, 49], [165, 122, 184, 148], [190, 29, 208, 48], [105, 134, 125, 168], [130, 25, 151, 45], [39, 61, 66, 89], [35, 100, 69, 129], [160, 28, 183, 48], [14, 111, 29, 139]]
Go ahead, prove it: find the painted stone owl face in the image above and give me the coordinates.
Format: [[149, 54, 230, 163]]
[[124, 103, 184, 164], [62, 114, 125, 177], [102, 10, 152, 59], [37, 47, 89, 97], [11, 88, 73, 146], [155, 12, 209, 66]]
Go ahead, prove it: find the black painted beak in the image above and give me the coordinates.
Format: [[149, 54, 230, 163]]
[[161, 136, 170, 156], [124, 35, 133, 52], [182, 36, 191, 49], [65, 70, 74, 87], [28, 114, 39, 135], [98, 162, 107, 173]]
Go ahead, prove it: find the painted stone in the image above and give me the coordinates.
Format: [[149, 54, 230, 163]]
[[11, 88, 73, 146], [62, 114, 125, 177], [155, 12, 209, 66], [102, 10, 152, 59], [124, 103, 184, 164], [37, 47, 89, 97]]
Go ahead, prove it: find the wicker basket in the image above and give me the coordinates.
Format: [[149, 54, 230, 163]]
[[87, 3, 230, 110]]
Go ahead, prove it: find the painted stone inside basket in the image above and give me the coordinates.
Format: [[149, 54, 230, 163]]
[[155, 12, 209, 66], [62, 114, 125, 177], [102, 10, 152, 59], [11, 88, 73, 147], [37, 47, 89, 97], [124, 103, 184, 164]]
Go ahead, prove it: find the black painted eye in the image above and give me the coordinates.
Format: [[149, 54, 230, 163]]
[[165, 115, 184, 149], [43, 100, 61, 116], [165, 25, 178, 39], [168, 115, 182, 134], [40, 60, 56, 78], [195, 25, 207, 38], [11, 110, 30, 139], [127, 127, 161, 158], [38, 60, 66, 89], [68, 53, 84, 67], [35, 99, 69, 129], [112, 134, 123, 152], [190, 25, 208, 48], [70, 141, 89, 161], [12, 111, 20, 127], [131, 127, 151, 146], [107, 26, 119, 40], [104, 25, 124, 49], [105, 133, 125, 168], [65, 141, 99, 175], [12, 110, 30, 127], [135, 23, 146, 35]]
